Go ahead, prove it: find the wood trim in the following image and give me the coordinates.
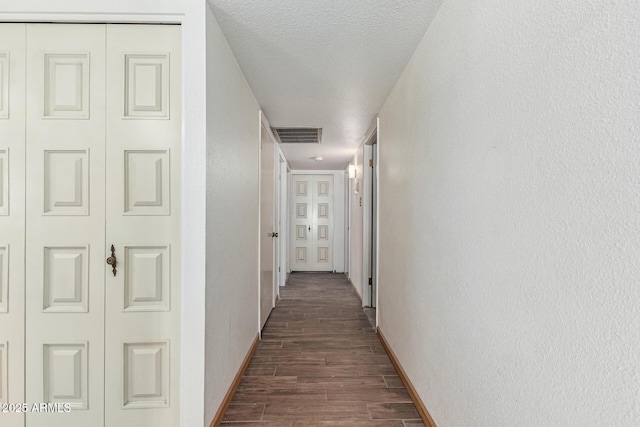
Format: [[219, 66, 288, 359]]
[[209, 334, 260, 427], [377, 328, 437, 427]]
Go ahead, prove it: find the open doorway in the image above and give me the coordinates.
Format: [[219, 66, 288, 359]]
[[354, 123, 378, 328], [361, 124, 378, 327]]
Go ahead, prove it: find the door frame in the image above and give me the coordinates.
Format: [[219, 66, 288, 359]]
[[344, 168, 350, 278], [361, 120, 379, 319], [374, 118, 380, 322], [0, 10, 206, 427]]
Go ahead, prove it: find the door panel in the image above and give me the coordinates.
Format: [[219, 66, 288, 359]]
[[291, 175, 312, 270], [104, 24, 181, 427], [43, 150, 90, 215], [25, 24, 106, 427], [122, 341, 170, 409], [42, 342, 88, 409], [260, 124, 276, 330], [0, 23, 25, 427], [290, 175, 334, 271]]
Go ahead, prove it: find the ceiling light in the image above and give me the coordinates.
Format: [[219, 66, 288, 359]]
[[312, 156, 323, 161]]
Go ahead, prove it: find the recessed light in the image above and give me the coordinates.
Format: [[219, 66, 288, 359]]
[[312, 156, 323, 161]]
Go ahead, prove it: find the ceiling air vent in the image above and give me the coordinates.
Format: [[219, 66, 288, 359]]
[[272, 127, 322, 144]]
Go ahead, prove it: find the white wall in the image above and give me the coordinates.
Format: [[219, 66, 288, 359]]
[[0, 2, 208, 426], [348, 147, 365, 300], [291, 170, 346, 273], [378, 0, 640, 426], [205, 5, 260, 424]]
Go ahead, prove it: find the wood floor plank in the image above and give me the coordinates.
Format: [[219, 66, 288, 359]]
[[293, 421, 404, 427], [244, 365, 277, 376], [219, 273, 424, 425], [221, 422, 292, 426], [296, 376, 386, 389], [327, 386, 412, 403], [262, 402, 370, 421], [250, 355, 327, 365], [232, 389, 327, 404], [403, 421, 428, 426], [222, 404, 265, 422], [325, 353, 394, 366], [358, 365, 400, 376], [384, 375, 406, 388], [368, 403, 422, 420], [275, 364, 359, 377], [237, 376, 298, 391]]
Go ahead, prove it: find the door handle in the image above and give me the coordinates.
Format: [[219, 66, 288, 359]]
[[106, 244, 117, 276]]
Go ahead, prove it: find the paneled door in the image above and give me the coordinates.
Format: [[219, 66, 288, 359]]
[[19, 23, 180, 427], [290, 175, 334, 271], [104, 25, 181, 427], [25, 24, 107, 427], [0, 24, 26, 427], [105, 25, 181, 427]]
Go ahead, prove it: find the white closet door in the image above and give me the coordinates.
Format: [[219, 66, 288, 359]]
[[290, 175, 334, 271], [25, 24, 106, 427], [0, 23, 26, 427], [104, 25, 181, 427]]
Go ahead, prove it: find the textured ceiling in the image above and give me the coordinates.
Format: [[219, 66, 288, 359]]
[[209, 0, 444, 170]]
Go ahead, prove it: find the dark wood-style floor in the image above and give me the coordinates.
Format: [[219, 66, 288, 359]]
[[221, 272, 425, 426]]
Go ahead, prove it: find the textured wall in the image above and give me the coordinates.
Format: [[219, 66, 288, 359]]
[[378, 0, 640, 425], [204, 6, 260, 424]]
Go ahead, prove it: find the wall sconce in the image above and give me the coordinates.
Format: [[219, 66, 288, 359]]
[[348, 164, 356, 179]]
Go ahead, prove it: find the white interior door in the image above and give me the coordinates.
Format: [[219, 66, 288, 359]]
[[371, 141, 378, 308], [273, 154, 280, 301], [25, 24, 107, 427], [16, 23, 180, 427], [259, 123, 276, 330], [104, 24, 181, 427], [290, 175, 334, 271], [0, 24, 26, 427]]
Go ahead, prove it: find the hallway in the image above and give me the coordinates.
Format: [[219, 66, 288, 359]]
[[221, 273, 424, 426]]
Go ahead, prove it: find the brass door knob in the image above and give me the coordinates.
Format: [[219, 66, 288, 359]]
[[106, 244, 117, 276]]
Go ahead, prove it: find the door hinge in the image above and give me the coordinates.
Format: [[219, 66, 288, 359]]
[[369, 159, 373, 168], [279, 267, 281, 272], [368, 277, 372, 285]]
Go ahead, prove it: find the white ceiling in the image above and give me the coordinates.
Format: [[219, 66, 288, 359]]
[[208, 0, 444, 170]]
